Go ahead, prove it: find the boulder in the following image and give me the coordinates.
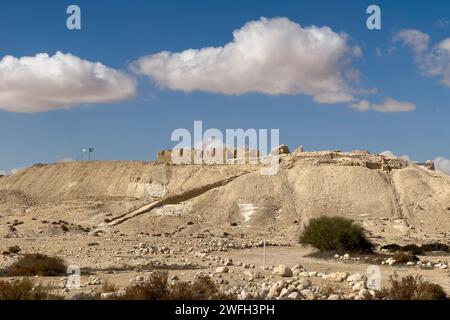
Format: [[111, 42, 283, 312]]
[[288, 292, 301, 300], [101, 292, 116, 300], [272, 265, 293, 277], [215, 266, 229, 274], [347, 273, 365, 283]]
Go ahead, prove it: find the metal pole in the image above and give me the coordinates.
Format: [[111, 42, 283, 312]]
[[263, 237, 266, 269]]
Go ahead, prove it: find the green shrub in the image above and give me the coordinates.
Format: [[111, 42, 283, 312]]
[[376, 275, 448, 300], [2, 254, 67, 276], [299, 216, 373, 253], [0, 278, 63, 300]]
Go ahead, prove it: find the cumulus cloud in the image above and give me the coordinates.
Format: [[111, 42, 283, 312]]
[[394, 29, 450, 87], [380, 150, 411, 161], [434, 157, 450, 175], [132, 17, 361, 104], [0, 167, 24, 175], [379, 152, 450, 176], [10, 168, 24, 175], [351, 98, 415, 112], [0, 52, 136, 113]]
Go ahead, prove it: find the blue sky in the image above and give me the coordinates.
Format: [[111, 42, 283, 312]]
[[0, 0, 449, 173]]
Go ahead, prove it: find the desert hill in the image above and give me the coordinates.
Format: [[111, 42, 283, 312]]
[[1, 148, 449, 244]]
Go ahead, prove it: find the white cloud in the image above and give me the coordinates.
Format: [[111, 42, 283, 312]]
[[351, 98, 416, 113], [132, 17, 361, 104], [434, 157, 450, 175], [394, 29, 430, 54], [394, 29, 450, 87], [0, 167, 23, 175], [10, 168, 24, 175], [0, 52, 137, 113], [435, 19, 449, 28], [378, 152, 450, 176], [380, 150, 411, 161]]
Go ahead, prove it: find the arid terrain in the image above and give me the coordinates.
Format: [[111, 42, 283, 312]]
[[1, 147, 449, 299]]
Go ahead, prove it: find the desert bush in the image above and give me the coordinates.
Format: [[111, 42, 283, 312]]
[[168, 275, 235, 300], [120, 271, 169, 300], [8, 246, 21, 254], [299, 216, 374, 253], [381, 242, 449, 255], [376, 275, 448, 300], [421, 242, 449, 253], [0, 278, 63, 300], [392, 252, 419, 264], [400, 244, 424, 255], [2, 254, 67, 276], [119, 271, 235, 300]]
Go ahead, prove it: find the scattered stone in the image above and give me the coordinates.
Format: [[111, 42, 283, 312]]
[[300, 289, 312, 297], [272, 265, 293, 277], [225, 259, 233, 266], [291, 264, 303, 272], [101, 292, 116, 300], [287, 292, 300, 300], [347, 273, 364, 283], [216, 266, 229, 274]]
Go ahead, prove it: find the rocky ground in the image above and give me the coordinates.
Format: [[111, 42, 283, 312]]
[[0, 149, 449, 299], [1, 233, 449, 299]]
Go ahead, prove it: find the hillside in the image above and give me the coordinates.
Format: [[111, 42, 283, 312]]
[[1, 149, 449, 244]]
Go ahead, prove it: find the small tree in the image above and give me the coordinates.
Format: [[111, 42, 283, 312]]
[[299, 216, 373, 253]]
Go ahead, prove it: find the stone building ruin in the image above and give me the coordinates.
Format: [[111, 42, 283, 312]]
[[156, 145, 291, 165]]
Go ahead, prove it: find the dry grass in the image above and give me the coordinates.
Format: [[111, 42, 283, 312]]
[[119, 271, 235, 300], [376, 275, 448, 300], [0, 278, 63, 300]]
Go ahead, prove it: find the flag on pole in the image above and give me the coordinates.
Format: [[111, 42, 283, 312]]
[[81, 148, 87, 153], [88, 147, 95, 161]]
